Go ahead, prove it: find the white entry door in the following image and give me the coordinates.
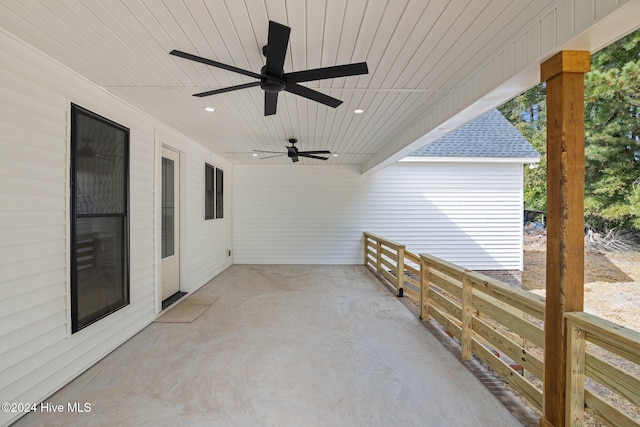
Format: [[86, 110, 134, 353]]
[[161, 147, 180, 301]]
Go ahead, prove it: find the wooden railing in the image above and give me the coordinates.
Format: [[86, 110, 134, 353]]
[[363, 232, 405, 297], [363, 232, 640, 426], [363, 232, 422, 301], [565, 312, 640, 426], [420, 253, 546, 411]]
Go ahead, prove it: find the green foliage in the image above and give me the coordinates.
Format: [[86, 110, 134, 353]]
[[500, 28, 640, 231], [584, 29, 640, 230], [632, 184, 640, 229], [498, 85, 547, 210]]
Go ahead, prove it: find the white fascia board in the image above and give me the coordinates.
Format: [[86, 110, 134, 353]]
[[399, 156, 541, 164]]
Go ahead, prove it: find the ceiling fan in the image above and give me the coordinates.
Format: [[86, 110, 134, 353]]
[[170, 20, 368, 116], [253, 139, 331, 163]]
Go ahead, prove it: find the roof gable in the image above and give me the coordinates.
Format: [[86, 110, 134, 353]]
[[409, 109, 540, 158]]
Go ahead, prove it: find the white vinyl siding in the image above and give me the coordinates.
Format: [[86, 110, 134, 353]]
[[233, 163, 523, 270], [184, 145, 233, 292], [0, 30, 231, 426]]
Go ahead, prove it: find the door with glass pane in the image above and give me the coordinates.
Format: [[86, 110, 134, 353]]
[[161, 147, 180, 301]]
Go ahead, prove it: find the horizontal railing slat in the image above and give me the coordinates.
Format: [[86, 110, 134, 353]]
[[405, 250, 420, 265], [473, 293, 544, 348], [471, 338, 543, 411], [585, 390, 640, 427], [473, 287, 530, 320], [380, 257, 396, 273], [404, 263, 419, 277], [430, 305, 462, 341], [363, 232, 403, 249], [420, 254, 465, 281], [472, 316, 544, 380], [585, 353, 640, 408], [380, 267, 396, 285], [429, 288, 462, 320], [403, 286, 419, 301], [405, 275, 420, 286], [565, 312, 640, 366], [428, 272, 462, 299], [467, 271, 545, 320], [380, 247, 397, 260]]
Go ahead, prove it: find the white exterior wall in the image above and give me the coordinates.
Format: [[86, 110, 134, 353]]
[[233, 162, 524, 270], [0, 30, 231, 426]]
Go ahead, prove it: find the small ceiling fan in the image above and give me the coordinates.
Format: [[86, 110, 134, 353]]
[[253, 139, 331, 163], [170, 20, 368, 116]]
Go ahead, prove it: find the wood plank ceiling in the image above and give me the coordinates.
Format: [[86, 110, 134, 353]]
[[0, 0, 561, 165]]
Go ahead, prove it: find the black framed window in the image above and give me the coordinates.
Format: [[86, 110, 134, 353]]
[[205, 163, 215, 220], [215, 168, 224, 219], [70, 104, 129, 333]]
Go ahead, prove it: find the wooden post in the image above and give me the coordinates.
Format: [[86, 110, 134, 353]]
[[364, 234, 368, 266], [565, 320, 586, 427], [420, 259, 431, 320], [397, 246, 405, 297], [376, 241, 382, 277], [461, 274, 473, 360], [539, 50, 590, 427]]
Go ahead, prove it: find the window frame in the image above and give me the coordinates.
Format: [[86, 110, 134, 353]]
[[70, 104, 130, 333], [215, 167, 224, 219], [205, 163, 215, 220]]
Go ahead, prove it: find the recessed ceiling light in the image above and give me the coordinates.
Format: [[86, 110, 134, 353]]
[[252, 153, 258, 157], [332, 154, 338, 157], [353, 109, 364, 114], [204, 107, 215, 112]]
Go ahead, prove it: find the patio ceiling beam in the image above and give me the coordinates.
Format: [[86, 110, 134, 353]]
[[539, 50, 590, 427]]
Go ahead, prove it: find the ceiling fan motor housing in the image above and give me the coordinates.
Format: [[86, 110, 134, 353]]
[[260, 65, 286, 92]]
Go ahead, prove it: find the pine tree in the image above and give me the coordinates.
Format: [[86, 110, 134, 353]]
[[584, 29, 640, 231], [498, 85, 547, 211], [499, 28, 640, 231]]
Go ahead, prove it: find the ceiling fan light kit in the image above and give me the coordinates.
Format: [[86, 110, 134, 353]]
[[170, 20, 369, 116]]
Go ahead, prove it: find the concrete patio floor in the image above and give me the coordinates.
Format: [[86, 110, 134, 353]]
[[13, 265, 525, 426]]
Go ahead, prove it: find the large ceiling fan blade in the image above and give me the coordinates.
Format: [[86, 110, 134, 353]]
[[259, 154, 286, 159], [252, 150, 285, 154], [299, 153, 329, 160], [284, 62, 369, 83], [265, 21, 291, 77], [193, 81, 261, 97], [297, 150, 331, 155], [265, 91, 279, 116], [285, 83, 343, 108], [170, 50, 261, 80]]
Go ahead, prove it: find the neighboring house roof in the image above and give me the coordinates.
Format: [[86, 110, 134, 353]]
[[408, 109, 540, 159]]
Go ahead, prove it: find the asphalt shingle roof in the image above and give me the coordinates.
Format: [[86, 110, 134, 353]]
[[410, 109, 540, 158]]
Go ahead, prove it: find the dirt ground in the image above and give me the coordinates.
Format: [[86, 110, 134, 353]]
[[522, 233, 640, 331], [521, 233, 640, 425]]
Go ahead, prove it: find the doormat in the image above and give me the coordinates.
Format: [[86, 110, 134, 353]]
[[154, 295, 219, 323]]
